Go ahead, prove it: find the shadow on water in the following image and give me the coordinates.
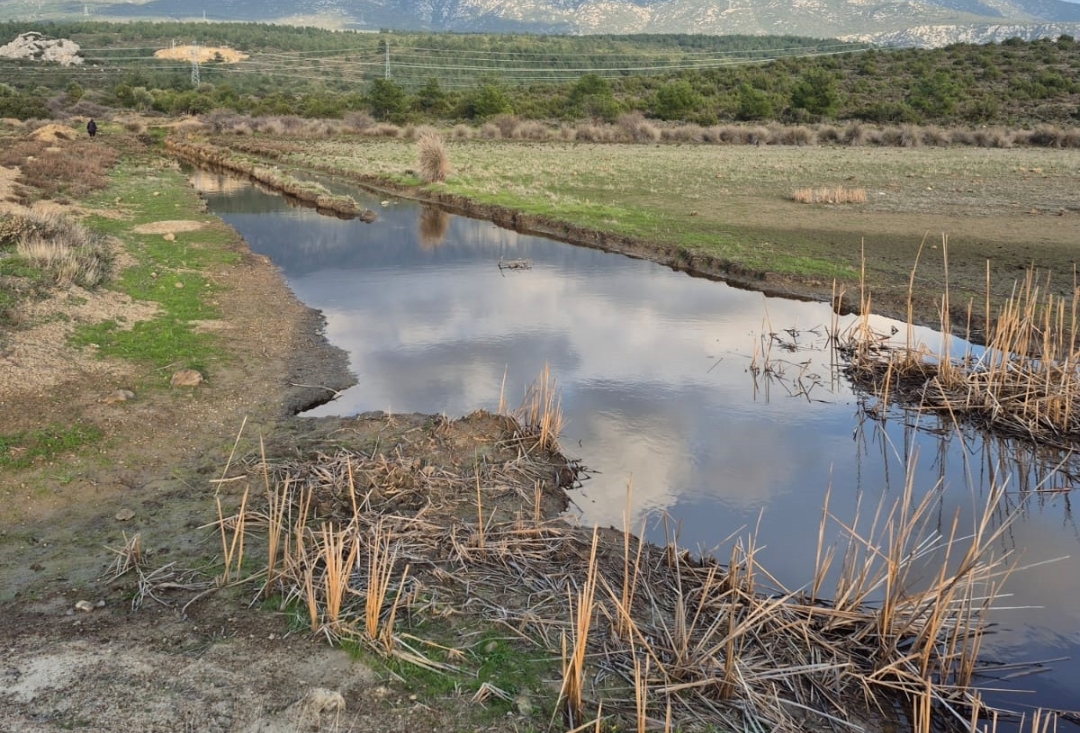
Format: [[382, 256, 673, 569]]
[[189, 166, 1080, 726]]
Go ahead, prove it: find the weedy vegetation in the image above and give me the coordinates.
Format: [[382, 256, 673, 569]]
[[129, 366, 1051, 733], [839, 238, 1080, 451]]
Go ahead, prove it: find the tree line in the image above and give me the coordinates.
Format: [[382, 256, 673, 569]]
[[1, 21, 1078, 127]]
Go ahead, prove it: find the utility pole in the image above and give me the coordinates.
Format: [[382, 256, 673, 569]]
[[384, 41, 390, 79], [190, 42, 200, 87]]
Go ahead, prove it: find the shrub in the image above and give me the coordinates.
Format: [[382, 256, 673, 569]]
[[491, 114, 521, 138], [417, 131, 450, 183], [616, 112, 660, 142]]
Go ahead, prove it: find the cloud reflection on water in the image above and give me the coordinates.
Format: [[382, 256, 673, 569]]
[[201, 172, 1080, 716]]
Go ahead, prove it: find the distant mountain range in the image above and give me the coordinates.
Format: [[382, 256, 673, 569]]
[[21, 0, 1080, 46]]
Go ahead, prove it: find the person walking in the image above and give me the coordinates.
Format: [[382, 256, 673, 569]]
[[86, 118, 97, 138]]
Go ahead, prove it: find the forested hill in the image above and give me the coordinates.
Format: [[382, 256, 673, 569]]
[[1, 22, 1078, 129]]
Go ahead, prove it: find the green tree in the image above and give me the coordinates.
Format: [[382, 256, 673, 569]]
[[567, 73, 619, 121], [652, 79, 702, 121], [413, 77, 449, 117], [909, 70, 960, 118], [65, 81, 84, 105], [736, 83, 772, 120], [366, 78, 408, 122], [790, 68, 840, 118], [460, 83, 512, 120]]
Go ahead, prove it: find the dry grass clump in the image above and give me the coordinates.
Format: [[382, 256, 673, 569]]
[[343, 111, 375, 132], [490, 114, 521, 139], [661, 124, 705, 143], [1, 211, 111, 287], [773, 123, 814, 146], [843, 121, 867, 146], [617, 112, 661, 142], [417, 130, 450, 184], [367, 123, 402, 138], [840, 241, 1080, 450], [0, 137, 119, 199], [511, 120, 551, 140], [792, 186, 867, 204]]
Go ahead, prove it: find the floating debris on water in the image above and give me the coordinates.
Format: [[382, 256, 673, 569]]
[[498, 258, 532, 271]]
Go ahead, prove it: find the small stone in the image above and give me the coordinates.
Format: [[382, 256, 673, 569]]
[[380, 200, 390, 207], [102, 389, 136, 404], [115, 508, 135, 521], [515, 695, 533, 716], [153, 191, 161, 196], [170, 368, 204, 388], [163, 232, 175, 241], [74, 600, 94, 612], [95, 600, 105, 608], [174, 281, 184, 288]]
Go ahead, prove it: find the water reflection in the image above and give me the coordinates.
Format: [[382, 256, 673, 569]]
[[194, 170, 1080, 721], [418, 206, 450, 249]]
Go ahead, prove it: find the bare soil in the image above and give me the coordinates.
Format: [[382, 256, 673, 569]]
[[153, 46, 248, 63]]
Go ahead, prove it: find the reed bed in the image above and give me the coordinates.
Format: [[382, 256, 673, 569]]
[[839, 244, 1080, 452], [203, 373, 1031, 733]]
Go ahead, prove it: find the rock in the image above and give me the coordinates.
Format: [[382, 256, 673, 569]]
[[0, 32, 83, 67], [74, 600, 94, 612], [102, 389, 136, 404], [174, 281, 184, 288], [170, 368, 204, 388], [115, 508, 135, 521], [163, 232, 175, 241]]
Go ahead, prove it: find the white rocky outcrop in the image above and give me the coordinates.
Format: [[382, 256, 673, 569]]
[[0, 31, 83, 66]]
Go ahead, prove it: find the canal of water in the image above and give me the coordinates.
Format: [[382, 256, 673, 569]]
[[192, 167, 1080, 721]]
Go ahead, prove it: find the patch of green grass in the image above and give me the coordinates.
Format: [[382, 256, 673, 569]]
[[70, 163, 241, 371], [0, 423, 104, 470]]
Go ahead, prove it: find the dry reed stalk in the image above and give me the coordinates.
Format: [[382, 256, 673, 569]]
[[560, 527, 599, 728], [475, 470, 485, 551], [633, 652, 650, 733], [216, 486, 248, 585], [515, 364, 564, 452], [106, 531, 142, 579], [617, 481, 645, 642], [319, 522, 358, 634], [364, 519, 400, 646], [262, 448, 289, 593]]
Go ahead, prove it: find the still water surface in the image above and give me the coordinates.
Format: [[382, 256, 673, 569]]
[[193, 169, 1080, 719]]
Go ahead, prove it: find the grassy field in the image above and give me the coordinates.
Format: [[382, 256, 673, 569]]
[[207, 132, 1080, 328]]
